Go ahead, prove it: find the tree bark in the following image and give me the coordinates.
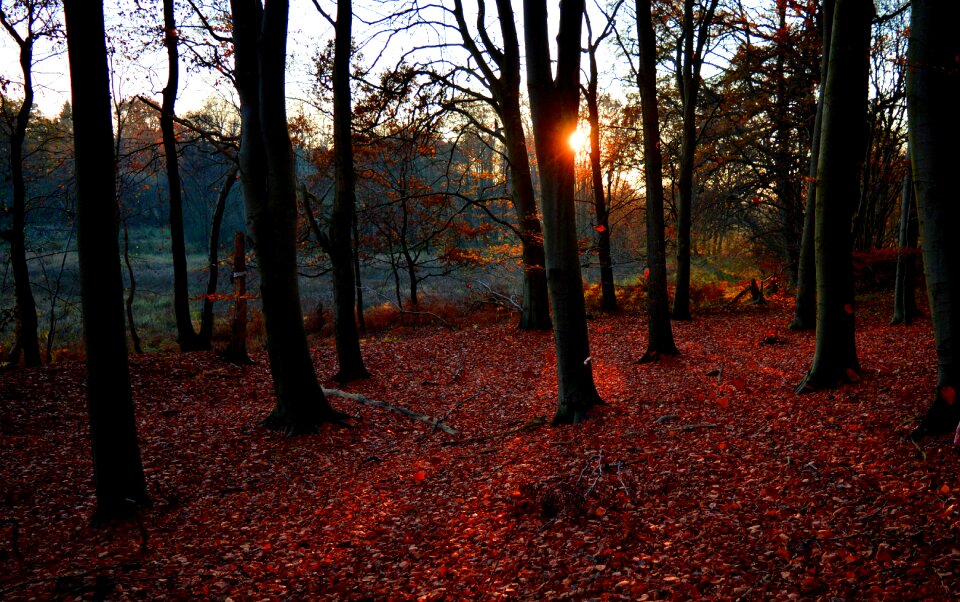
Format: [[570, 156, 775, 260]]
[[790, 0, 834, 332], [329, 0, 369, 383], [636, 0, 679, 361], [0, 6, 42, 368], [63, 0, 149, 521], [231, 0, 341, 433], [524, 0, 602, 424], [906, 0, 960, 439], [890, 157, 918, 326], [796, 0, 872, 394], [161, 0, 205, 351]]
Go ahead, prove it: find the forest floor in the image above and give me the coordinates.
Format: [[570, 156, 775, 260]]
[[1, 294, 958, 600]]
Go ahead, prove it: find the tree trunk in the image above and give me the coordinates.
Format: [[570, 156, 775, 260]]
[[906, 0, 960, 439], [199, 165, 237, 344], [636, 0, 679, 361], [451, 0, 551, 330], [329, 0, 369, 383], [671, 0, 718, 321], [524, 0, 602, 424], [352, 216, 366, 333], [790, 0, 834, 331], [63, 0, 149, 521], [231, 0, 341, 433], [891, 158, 918, 326], [796, 0, 872, 394], [161, 0, 205, 351], [586, 42, 616, 312], [2, 11, 42, 368], [122, 219, 143, 354]]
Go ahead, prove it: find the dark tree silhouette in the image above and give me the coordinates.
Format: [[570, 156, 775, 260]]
[[636, 0, 679, 362], [796, 0, 872, 394], [231, 0, 342, 433], [906, 0, 960, 440], [63, 0, 148, 521], [524, 0, 602, 423]]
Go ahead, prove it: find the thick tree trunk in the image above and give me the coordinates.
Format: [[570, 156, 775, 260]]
[[891, 161, 918, 326], [796, 0, 872, 393], [199, 165, 237, 343], [791, 0, 834, 331], [2, 15, 42, 368], [636, 0, 679, 361], [231, 0, 341, 433], [906, 1, 960, 439], [586, 46, 616, 312], [329, 0, 369, 383], [161, 0, 205, 351], [63, 0, 149, 521], [524, 0, 601, 424]]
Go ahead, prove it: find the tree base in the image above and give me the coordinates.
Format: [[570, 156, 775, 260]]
[[788, 315, 815, 331], [332, 367, 371, 384], [909, 392, 960, 441], [795, 365, 860, 394], [638, 346, 680, 364], [261, 404, 350, 436]]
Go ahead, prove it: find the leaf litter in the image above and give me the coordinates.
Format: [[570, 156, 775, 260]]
[[1, 296, 958, 599]]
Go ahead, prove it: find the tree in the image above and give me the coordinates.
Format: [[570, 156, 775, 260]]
[[906, 0, 960, 440], [231, 0, 342, 433], [160, 0, 207, 351], [524, 0, 602, 424], [63, 0, 149, 520], [790, 0, 834, 331], [582, 4, 619, 312], [311, 0, 369, 383], [669, 0, 720, 320], [444, 0, 550, 330], [635, 0, 679, 362], [890, 154, 918, 326], [0, 0, 60, 368], [795, 0, 872, 394]]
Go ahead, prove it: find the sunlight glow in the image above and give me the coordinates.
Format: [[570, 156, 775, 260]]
[[568, 128, 589, 153]]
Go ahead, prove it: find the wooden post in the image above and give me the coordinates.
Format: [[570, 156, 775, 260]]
[[224, 232, 252, 364]]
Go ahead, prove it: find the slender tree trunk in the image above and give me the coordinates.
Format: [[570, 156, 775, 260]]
[[790, 0, 834, 331], [64, 0, 149, 521], [451, 0, 551, 330], [161, 0, 204, 351], [636, 0, 679, 361], [329, 0, 368, 382], [670, 0, 718, 321], [352, 216, 366, 333], [231, 0, 341, 433], [891, 159, 918, 326], [2, 14, 42, 368], [906, 0, 960, 439], [524, 0, 602, 424], [223, 231, 252, 364], [122, 220, 142, 354], [586, 44, 616, 312], [199, 165, 237, 343], [796, 0, 872, 393]]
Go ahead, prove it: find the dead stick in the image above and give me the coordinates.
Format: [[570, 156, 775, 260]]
[[322, 388, 457, 434]]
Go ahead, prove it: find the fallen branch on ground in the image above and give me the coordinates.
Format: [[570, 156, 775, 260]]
[[322, 388, 457, 434], [443, 415, 547, 446]]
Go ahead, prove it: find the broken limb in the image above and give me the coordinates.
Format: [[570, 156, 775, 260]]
[[321, 388, 457, 435]]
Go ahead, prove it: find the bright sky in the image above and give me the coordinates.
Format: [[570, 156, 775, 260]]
[[1, 0, 627, 120]]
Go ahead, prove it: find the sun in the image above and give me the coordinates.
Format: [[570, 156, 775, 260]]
[[568, 127, 589, 153]]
